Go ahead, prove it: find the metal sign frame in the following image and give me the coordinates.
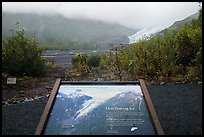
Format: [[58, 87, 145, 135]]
[[35, 79, 164, 135]]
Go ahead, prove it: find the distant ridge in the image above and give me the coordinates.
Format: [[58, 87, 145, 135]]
[[167, 12, 199, 30], [2, 12, 139, 50]]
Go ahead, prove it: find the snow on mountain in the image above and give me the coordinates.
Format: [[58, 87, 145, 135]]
[[128, 25, 164, 44], [128, 11, 199, 44]]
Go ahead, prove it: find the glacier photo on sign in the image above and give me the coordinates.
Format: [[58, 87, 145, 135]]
[[43, 85, 155, 135]]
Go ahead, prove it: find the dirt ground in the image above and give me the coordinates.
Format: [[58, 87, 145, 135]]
[[2, 67, 67, 105]]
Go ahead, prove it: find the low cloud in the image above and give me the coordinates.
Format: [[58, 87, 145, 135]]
[[2, 2, 200, 29]]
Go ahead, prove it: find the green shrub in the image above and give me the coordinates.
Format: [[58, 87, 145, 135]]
[[2, 22, 46, 77], [99, 8, 202, 82], [71, 54, 88, 68], [185, 66, 202, 81], [87, 55, 101, 68]]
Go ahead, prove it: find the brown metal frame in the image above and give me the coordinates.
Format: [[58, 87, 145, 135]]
[[35, 78, 61, 135], [35, 79, 164, 135], [139, 79, 164, 135]]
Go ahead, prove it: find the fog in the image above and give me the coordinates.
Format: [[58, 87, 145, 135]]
[[2, 2, 200, 30]]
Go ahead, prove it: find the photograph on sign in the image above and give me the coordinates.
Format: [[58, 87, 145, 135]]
[[43, 84, 155, 135]]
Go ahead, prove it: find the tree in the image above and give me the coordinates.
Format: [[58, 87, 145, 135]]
[[2, 22, 46, 77]]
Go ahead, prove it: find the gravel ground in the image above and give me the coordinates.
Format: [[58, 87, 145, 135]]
[[2, 97, 48, 135], [2, 82, 202, 135], [148, 83, 202, 135]]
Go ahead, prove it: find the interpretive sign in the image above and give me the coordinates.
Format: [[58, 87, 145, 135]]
[[35, 79, 164, 135], [7, 77, 16, 84]]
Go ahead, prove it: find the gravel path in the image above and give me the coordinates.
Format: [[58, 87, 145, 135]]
[[2, 97, 48, 135], [2, 83, 202, 135], [148, 83, 202, 135]]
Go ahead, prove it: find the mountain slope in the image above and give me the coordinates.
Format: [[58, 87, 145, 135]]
[[128, 11, 200, 44], [167, 12, 199, 30], [2, 12, 139, 50]]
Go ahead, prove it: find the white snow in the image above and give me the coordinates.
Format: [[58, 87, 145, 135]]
[[128, 25, 166, 44]]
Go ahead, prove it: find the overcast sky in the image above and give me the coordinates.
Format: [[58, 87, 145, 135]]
[[2, 2, 201, 30]]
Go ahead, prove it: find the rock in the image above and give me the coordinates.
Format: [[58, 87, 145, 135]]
[[45, 86, 53, 90], [175, 82, 182, 84], [34, 96, 44, 100], [160, 82, 165, 85], [12, 101, 18, 104], [24, 98, 34, 102], [151, 81, 156, 85], [19, 99, 24, 102], [46, 94, 50, 97]]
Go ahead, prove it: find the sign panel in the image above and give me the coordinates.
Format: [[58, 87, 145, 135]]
[[7, 77, 16, 84], [35, 79, 164, 135]]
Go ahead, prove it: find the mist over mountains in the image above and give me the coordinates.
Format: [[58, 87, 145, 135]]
[[128, 11, 199, 44], [2, 10, 199, 49], [2, 12, 139, 50], [167, 11, 199, 30]]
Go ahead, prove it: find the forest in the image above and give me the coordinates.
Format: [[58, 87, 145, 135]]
[[67, 8, 202, 83], [2, 8, 202, 83]]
